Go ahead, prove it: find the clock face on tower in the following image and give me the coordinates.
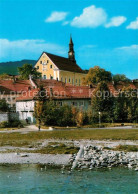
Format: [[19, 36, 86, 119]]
[[69, 52, 72, 56]]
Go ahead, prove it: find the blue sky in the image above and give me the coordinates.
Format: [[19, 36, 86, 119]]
[[0, 0, 138, 79]]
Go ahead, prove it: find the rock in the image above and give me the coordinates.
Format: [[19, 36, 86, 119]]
[[101, 162, 108, 167], [20, 154, 29, 157]]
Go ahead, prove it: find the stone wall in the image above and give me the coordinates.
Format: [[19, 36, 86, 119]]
[[0, 113, 9, 122]]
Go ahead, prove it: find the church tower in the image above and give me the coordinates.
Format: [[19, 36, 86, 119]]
[[68, 35, 76, 62]]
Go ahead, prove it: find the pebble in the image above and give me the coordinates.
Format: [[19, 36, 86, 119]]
[[72, 145, 138, 170]]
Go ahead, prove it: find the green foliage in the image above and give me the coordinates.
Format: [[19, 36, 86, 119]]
[[114, 145, 138, 152], [0, 99, 9, 112], [113, 88, 138, 123], [0, 121, 9, 128], [42, 102, 74, 126], [34, 85, 47, 126], [113, 74, 130, 83], [0, 73, 11, 80], [57, 104, 74, 126], [0, 120, 23, 128], [18, 63, 41, 80], [83, 66, 112, 85], [91, 82, 114, 122]]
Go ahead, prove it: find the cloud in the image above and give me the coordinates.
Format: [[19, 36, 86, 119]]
[[71, 5, 107, 28], [105, 16, 127, 28], [126, 17, 138, 29], [45, 11, 68, 22], [115, 45, 138, 58], [78, 45, 97, 51], [62, 21, 70, 25], [117, 45, 138, 50], [0, 39, 65, 61]]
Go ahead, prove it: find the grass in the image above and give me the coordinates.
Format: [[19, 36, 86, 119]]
[[0, 128, 18, 131], [0, 129, 137, 148], [0, 142, 79, 154], [113, 145, 138, 152], [41, 123, 138, 129], [27, 143, 79, 154]]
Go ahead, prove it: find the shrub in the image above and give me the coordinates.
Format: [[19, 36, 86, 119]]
[[0, 121, 9, 128], [10, 120, 23, 128], [0, 120, 23, 128]]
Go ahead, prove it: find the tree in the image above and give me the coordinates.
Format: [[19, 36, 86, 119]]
[[83, 66, 112, 85], [18, 64, 41, 80], [113, 74, 130, 83], [91, 82, 114, 122], [57, 104, 74, 126], [76, 110, 84, 127], [34, 86, 47, 126], [0, 99, 9, 112], [113, 86, 138, 123], [42, 101, 59, 126]]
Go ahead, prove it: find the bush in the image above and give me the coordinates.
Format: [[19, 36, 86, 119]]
[[0, 121, 9, 128], [10, 120, 23, 128], [0, 120, 23, 128]]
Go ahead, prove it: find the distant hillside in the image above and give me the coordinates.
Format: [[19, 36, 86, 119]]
[[0, 60, 37, 75]]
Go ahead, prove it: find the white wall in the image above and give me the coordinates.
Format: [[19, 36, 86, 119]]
[[16, 101, 35, 123]]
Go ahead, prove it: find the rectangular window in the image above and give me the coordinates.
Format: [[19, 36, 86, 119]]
[[72, 79, 74, 85], [65, 78, 67, 83], [37, 66, 39, 69], [72, 101, 77, 106], [50, 65, 52, 69], [79, 101, 84, 106], [43, 75, 46, 79], [58, 101, 63, 106], [40, 61, 42, 64], [50, 76, 53, 80], [79, 79, 80, 86], [76, 79, 77, 83], [69, 78, 71, 83], [47, 60, 49, 63]]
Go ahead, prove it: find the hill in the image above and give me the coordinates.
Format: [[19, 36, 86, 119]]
[[0, 60, 37, 75]]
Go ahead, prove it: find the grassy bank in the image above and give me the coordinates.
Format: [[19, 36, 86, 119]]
[[0, 129, 137, 148]]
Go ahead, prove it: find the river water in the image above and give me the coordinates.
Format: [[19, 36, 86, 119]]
[[0, 164, 137, 194]]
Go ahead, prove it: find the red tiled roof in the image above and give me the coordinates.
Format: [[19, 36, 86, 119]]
[[115, 82, 137, 91], [16, 89, 39, 101], [16, 80, 94, 101], [108, 83, 119, 96], [10, 80, 138, 101], [0, 80, 32, 94]]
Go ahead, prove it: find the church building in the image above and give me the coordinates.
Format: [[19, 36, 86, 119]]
[[35, 36, 87, 86]]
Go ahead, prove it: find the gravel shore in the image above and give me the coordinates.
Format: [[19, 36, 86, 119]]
[[0, 153, 71, 165]]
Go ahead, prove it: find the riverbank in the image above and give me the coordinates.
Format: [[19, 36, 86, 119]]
[[0, 140, 137, 171]]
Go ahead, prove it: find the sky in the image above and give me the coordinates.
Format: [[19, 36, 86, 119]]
[[0, 0, 138, 79]]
